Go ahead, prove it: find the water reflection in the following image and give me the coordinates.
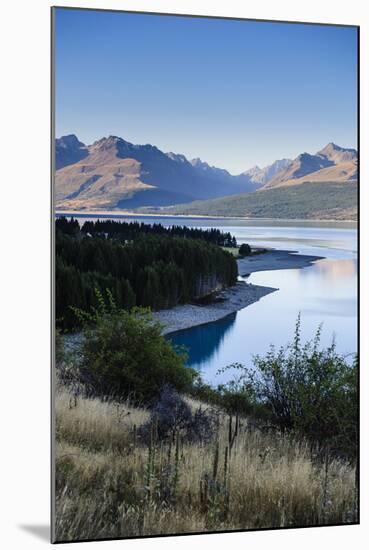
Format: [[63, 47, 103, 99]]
[[307, 258, 357, 281], [168, 314, 236, 368]]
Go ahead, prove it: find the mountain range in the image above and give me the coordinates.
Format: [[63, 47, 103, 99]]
[[55, 135, 357, 218], [263, 143, 357, 189], [55, 135, 262, 210]]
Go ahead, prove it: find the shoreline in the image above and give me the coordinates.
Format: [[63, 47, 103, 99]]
[[155, 282, 277, 336], [55, 210, 357, 225], [237, 249, 323, 275], [155, 249, 323, 336]]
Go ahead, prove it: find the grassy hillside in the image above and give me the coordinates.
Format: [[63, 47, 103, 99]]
[[141, 181, 358, 220], [55, 387, 357, 541]]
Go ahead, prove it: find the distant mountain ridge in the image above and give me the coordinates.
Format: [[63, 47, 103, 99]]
[[241, 158, 293, 185], [318, 142, 357, 164], [55, 134, 268, 210], [263, 142, 357, 189], [55, 135, 357, 213], [55, 134, 88, 170]]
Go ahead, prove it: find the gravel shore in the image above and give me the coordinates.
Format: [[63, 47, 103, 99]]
[[155, 249, 323, 335], [237, 248, 323, 276], [154, 282, 277, 336]]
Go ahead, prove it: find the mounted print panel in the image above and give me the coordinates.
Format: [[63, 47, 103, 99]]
[[52, 7, 359, 543]]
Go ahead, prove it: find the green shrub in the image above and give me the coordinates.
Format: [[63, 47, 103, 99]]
[[222, 315, 358, 458], [238, 243, 251, 257], [190, 376, 271, 421], [74, 290, 196, 402]]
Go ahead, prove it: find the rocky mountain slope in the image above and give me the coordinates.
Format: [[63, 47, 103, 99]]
[[55, 136, 357, 215], [54, 135, 294, 210], [55, 135, 88, 170], [241, 158, 293, 185], [55, 135, 263, 210], [263, 143, 357, 189]]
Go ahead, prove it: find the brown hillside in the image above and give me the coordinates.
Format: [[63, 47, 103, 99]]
[[262, 160, 357, 189], [55, 139, 154, 210]]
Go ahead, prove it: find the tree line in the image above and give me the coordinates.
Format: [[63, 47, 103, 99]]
[[56, 218, 238, 330], [56, 217, 238, 247]]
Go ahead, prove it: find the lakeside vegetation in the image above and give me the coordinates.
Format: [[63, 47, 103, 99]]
[[140, 181, 358, 220], [56, 218, 238, 330], [55, 297, 358, 541]]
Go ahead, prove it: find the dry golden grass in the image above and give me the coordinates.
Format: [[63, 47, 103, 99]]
[[55, 389, 149, 453], [54, 388, 357, 542]]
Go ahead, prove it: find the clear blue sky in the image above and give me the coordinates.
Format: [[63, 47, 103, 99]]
[[54, 8, 358, 174]]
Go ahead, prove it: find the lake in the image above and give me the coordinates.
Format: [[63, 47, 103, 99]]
[[71, 214, 358, 385]]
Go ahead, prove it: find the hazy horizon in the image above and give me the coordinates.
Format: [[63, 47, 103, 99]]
[[55, 8, 358, 174]]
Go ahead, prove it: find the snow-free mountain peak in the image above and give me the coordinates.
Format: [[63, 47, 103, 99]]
[[55, 134, 261, 211], [55, 135, 88, 170], [263, 143, 357, 189], [317, 142, 357, 164], [242, 159, 293, 185], [55, 135, 357, 211]]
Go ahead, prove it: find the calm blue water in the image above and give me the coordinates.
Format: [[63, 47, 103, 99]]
[[166, 221, 358, 384], [72, 215, 358, 385]]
